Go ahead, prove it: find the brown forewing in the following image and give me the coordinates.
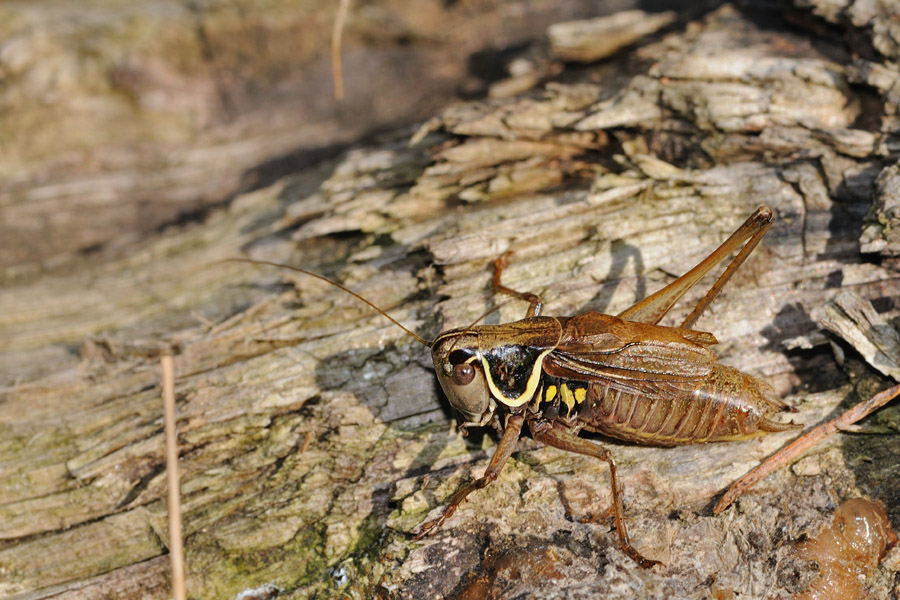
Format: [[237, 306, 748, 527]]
[[544, 312, 718, 397]]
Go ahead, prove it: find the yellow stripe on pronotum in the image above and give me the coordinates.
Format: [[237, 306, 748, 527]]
[[480, 349, 554, 407]]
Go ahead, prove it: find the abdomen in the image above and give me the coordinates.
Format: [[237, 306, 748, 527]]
[[580, 365, 795, 446]]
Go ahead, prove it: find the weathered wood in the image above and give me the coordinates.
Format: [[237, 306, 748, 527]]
[[0, 0, 597, 270], [548, 10, 677, 63], [3, 3, 900, 599], [823, 291, 900, 381]]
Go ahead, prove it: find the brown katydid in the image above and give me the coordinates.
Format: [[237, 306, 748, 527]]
[[229, 205, 799, 568]]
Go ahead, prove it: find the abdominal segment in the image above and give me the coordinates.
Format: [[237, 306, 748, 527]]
[[539, 365, 794, 446]]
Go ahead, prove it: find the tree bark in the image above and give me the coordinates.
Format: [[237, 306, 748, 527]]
[[3, 3, 900, 599]]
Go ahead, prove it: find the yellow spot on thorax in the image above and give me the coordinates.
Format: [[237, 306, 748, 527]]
[[546, 385, 558, 402], [560, 384, 575, 414]]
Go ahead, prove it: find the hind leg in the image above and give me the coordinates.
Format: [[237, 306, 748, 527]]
[[529, 419, 661, 568]]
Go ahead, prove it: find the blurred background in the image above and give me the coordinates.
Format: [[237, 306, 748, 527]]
[[0, 0, 708, 272]]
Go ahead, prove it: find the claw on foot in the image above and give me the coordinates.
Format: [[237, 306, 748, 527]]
[[622, 543, 663, 569], [413, 504, 456, 540]]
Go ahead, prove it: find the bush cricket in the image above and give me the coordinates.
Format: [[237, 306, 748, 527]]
[[231, 205, 800, 568]]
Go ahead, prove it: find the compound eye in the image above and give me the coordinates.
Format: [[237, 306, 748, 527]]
[[451, 362, 475, 386]]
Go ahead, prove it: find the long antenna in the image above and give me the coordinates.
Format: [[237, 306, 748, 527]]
[[222, 257, 430, 346]]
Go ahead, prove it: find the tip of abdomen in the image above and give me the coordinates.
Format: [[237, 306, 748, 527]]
[[757, 416, 802, 433]]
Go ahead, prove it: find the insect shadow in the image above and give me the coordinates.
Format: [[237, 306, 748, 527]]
[[581, 238, 647, 315], [759, 303, 840, 395]]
